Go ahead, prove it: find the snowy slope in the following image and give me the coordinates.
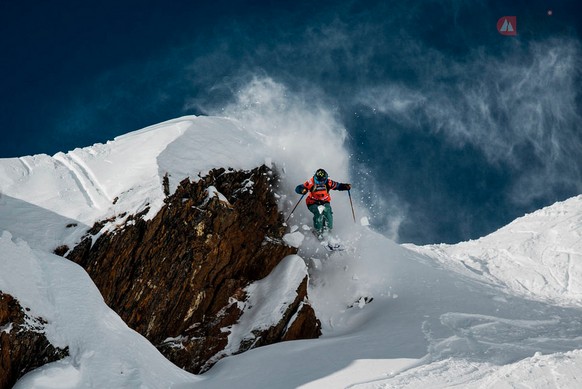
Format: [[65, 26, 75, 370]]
[[181, 221, 582, 388], [0, 116, 270, 252], [406, 196, 582, 307], [2, 113, 582, 388], [0, 230, 198, 389]]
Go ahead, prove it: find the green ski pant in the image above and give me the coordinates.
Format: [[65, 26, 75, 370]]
[[307, 203, 333, 233]]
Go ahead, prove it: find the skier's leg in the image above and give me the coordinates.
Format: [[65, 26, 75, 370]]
[[324, 203, 334, 231], [308, 204, 324, 233]]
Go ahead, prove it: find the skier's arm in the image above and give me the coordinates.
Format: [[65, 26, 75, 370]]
[[295, 184, 308, 195], [328, 179, 351, 191]]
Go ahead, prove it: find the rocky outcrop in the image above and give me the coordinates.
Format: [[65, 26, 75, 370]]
[[0, 293, 68, 389], [283, 301, 321, 342], [66, 165, 321, 373]]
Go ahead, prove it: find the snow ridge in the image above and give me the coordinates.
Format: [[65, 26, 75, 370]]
[[407, 195, 582, 307]]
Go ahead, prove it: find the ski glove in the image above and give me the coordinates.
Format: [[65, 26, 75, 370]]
[[295, 184, 308, 195]]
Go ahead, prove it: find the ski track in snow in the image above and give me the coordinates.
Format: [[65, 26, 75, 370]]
[[68, 151, 111, 203], [18, 157, 32, 175], [53, 153, 104, 210]]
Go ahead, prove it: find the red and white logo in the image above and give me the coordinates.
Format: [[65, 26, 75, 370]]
[[497, 16, 517, 36]]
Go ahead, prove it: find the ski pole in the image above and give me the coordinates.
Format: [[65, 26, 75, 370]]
[[348, 190, 356, 223], [285, 194, 305, 223]]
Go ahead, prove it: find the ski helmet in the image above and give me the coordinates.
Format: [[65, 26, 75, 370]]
[[314, 168, 328, 183]]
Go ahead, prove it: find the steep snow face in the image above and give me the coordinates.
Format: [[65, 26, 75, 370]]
[[407, 195, 582, 307], [0, 116, 268, 251], [0, 118, 187, 223]]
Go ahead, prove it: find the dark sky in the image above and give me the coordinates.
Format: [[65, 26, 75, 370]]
[[1, 0, 581, 245]]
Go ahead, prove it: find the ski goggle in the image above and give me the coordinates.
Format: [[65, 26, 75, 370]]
[[315, 170, 328, 181]]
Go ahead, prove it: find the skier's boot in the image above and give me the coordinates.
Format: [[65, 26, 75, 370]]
[[312, 228, 324, 241]]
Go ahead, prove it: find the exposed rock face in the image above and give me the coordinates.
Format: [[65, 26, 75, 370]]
[[67, 165, 321, 373], [0, 293, 68, 389]]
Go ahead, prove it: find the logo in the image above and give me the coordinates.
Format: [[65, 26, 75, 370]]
[[497, 16, 517, 36]]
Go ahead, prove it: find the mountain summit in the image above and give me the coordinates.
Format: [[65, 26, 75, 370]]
[[2, 116, 582, 388]]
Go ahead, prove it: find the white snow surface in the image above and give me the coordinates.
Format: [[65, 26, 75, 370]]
[[1, 114, 582, 388], [406, 195, 582, 306]]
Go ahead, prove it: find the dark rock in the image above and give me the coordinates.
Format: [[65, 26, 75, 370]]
[[0, 293, 68, 389], [283, 292, 322, 342], [53, 244, 69, 256], [162, 173, 170, 197], [67, 165, 321, 373]]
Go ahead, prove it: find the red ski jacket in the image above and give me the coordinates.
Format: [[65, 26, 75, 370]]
[[295, 177, 349, 205]]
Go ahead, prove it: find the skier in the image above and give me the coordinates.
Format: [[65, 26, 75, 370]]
[[295, 168, 351, 239]]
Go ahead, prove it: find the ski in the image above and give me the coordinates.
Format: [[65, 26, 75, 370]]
[[308, 226, 346, 251]]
